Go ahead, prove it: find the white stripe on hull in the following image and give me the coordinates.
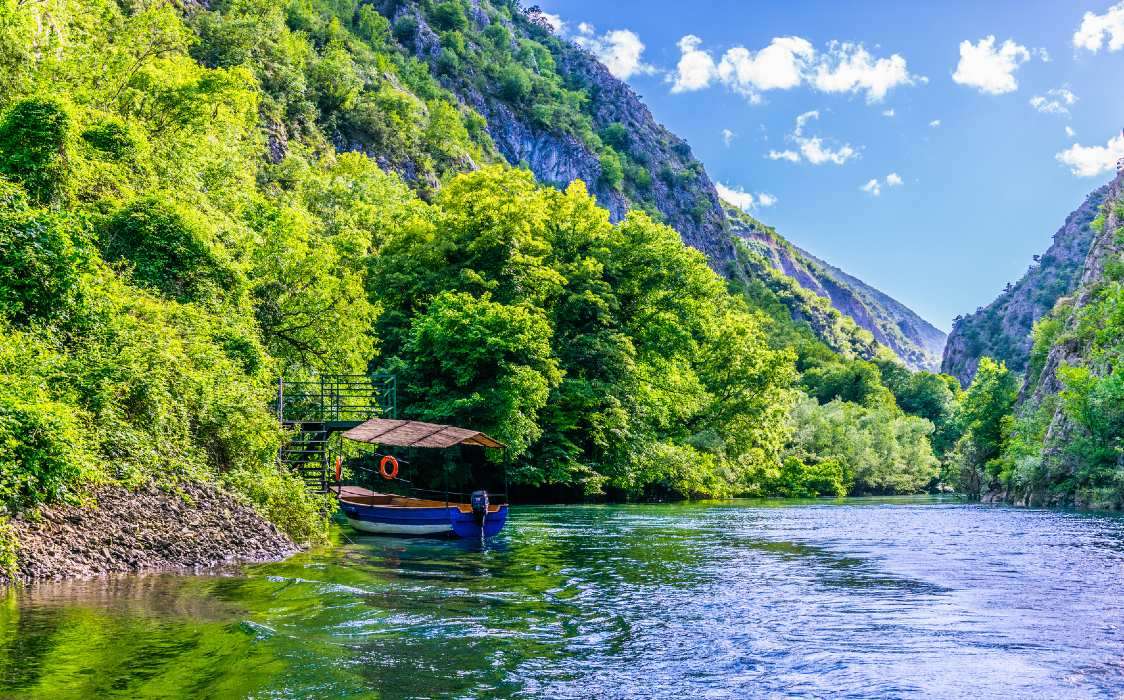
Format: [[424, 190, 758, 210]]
[[345, 517, 452, 535]]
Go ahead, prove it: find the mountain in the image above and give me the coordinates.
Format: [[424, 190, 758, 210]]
[[726, 205, 946, 371], [941, 182, 1110, 385], [336, 1, 940, 371]]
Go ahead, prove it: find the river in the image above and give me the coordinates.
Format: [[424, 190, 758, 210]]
[[1, 497, 1122, 698]]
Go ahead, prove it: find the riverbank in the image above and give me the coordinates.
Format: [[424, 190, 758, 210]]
[[0, 482, 299, 585]]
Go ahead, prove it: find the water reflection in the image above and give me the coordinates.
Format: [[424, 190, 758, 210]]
[[1, 498, 1122, 698]]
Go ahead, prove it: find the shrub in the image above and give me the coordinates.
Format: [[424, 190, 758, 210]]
[[429, 1, 468, 31], [0, 209, 85, 326], [0, 385, 91, 511], [0, 98, 71, 205], [392, 16, 418, 45], [599, 122, 630, 151], [499, 64, 532, 102], [0, 518, 16, 579], [223, 466, 334, 544], [98, 197, 240, 303], [599, 147, 623, 190], [81, 119, 139, 161]]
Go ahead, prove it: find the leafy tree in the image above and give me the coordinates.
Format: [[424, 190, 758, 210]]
[[949, 357, 1017, 497]]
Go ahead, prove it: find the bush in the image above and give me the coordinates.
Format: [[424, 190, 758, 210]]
[[0, 518, 16, 579], [599, 122, 630, 151], [0, 385, 91, 511], [429, 1, 468, 31], [0, 98, 71, 205], [599, 147, 623, 190], [499, 64, 532, 102], [223, 467, 334, 544], [81, 119, 139, 161], [392, 16, 418, 44], [98, 197, 240, 303], [0, 209, 85, 326]]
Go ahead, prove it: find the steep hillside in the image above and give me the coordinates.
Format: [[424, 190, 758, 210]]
[[727, 205, 945, 371], [941, 182, 1109, 385]]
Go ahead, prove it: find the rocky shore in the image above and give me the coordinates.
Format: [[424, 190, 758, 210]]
[[1, 482, 299, 585]]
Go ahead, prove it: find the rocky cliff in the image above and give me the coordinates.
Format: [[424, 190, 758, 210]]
[[727, 205, 946, 371], [941, 182, 1110, 385]]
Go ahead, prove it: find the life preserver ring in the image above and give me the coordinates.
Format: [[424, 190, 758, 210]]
[[334, 455, 342, 482], [379, 455, 399, 480]]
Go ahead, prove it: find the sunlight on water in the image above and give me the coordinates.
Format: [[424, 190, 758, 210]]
[[2, 498, 1123, 698]]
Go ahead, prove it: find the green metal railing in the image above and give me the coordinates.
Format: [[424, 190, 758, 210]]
[[275, 373, 396, 425]]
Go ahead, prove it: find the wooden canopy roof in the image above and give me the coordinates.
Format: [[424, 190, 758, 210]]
[[341, 418, 506, 449]]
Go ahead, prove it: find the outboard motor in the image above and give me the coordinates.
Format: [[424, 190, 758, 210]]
[[470, 490, 489, 526]]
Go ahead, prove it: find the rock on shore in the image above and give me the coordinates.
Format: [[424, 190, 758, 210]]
[[2, 482, 299, 584]]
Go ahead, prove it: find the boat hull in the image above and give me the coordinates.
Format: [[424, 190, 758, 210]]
[[338, 492, 508, 538]]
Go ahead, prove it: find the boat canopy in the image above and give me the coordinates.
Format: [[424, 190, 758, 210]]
[[341, 418, 506, 450]]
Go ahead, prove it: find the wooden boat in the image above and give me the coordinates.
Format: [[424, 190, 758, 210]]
[[336, 487, 508, 537], [336, 419, 509, 538]]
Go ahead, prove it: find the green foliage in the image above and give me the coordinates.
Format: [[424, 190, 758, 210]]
[[769, 456, 845, 498], [0, 98, 71, 205], [223, 466, 334, 543], [429, 1, 469, 32], [802, 359, 891, 407], [0, 208, 85, 326], [0, 518, 16, 579], [393, 16, 418, 44], [785, 395, 939, 495], [98, 198, 241, 304], [948, 357, 1018, 497], [499, 64, 532, 102], [599, 147, 624, 190]]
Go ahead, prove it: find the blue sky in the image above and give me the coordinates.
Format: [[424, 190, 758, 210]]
[[534, 0, 1124, 330]]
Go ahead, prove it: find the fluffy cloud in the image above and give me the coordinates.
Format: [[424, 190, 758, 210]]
[[767, 111, 858, 165], [767, 149, 801, 162], [862, 173, 903, 196], [716, 182, 776, 210], [670, 35, 919, 102], [537, 11, 565, 33], [1074, 2, 1124, 52], [952, 36, 1036, 94], [929, 119, 942, 127], [574, 24, 656, 80], [721, 128, 735, 146], [1029, 88, 1077, 115], [1056, 131, 1124, 177], [1066, 125, 1077, 138], [671, 35, 716, 92], [810, 41, 918, 102]]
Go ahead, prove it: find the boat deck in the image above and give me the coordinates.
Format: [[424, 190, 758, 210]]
[[336, 486, 502, 513]]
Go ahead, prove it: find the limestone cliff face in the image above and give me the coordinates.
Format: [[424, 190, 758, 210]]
[[727, 205, 946, 371], [941, 183, 1109, 386]]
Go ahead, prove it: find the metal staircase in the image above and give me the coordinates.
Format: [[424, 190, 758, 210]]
[[276, 373, 395, 492]]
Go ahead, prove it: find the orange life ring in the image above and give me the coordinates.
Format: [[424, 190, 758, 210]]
[[379, 455, 399, 480], [334, 455, 342, 482]]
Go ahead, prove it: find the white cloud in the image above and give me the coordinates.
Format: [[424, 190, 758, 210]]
[[574, 24, 657, 80], [882, 108, 895, 117], [1056, 131, 1124, 177], [767, 149, 801, 162], [670, 35, 919, 102], [1074, 2, 1124, 53], [721, 128, 735, 146], [810, 41, 919, 102], [952, 36, 1034, 94], [861, 173, 903, 196], [929, 119, 942, 127], [1066, 125, 1077, 138], [767, 111, 857, 165], [1029, 87, 1078, 115], [715, 182, 777, 210], [671, 35, 716, 92]]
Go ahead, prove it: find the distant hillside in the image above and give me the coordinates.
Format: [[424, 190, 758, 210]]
[[726, 205, 946, 371], [941, 182, 1110, 385]]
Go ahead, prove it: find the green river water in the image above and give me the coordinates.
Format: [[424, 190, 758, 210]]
[[1, 497, 1123, 698]]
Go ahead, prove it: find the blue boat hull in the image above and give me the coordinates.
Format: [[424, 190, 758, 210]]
[[339, 498, 508, 538]]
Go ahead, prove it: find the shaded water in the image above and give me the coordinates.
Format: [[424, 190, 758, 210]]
[[2, 498, 1123, 698]]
